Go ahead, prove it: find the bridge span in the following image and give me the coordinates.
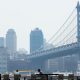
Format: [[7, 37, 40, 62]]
[[26, 2, 80, 71], [28, 42, 80, 60]]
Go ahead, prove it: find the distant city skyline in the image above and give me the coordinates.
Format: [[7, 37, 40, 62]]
[[0, 0, 78, 52]]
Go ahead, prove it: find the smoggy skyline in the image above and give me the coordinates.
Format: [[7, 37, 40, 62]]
[[0, 0, 78, 52]]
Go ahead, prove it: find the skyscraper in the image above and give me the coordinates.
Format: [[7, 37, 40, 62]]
[[0, 37, 5, 47], [6, 29, 17, 59], [0, 47, 9, 73], [30, 28, 44, 53]]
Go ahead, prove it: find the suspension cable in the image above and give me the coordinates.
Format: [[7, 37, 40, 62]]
[[54, 26, 76, 47], [47, 7, 76, 43], [51, 15, 77, 44]]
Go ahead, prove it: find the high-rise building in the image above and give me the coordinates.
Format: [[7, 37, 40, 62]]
[[30, 28, 44, 53], [0, 37, 5, 47], [6, 29, 17, 59], [0, 47, 9, 73]]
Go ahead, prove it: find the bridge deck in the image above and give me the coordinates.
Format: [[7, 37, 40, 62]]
[[28, 42, 79, 59]]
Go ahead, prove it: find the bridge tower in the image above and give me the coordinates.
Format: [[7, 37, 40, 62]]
[[77, 2, 80, 44], [77, 2, 80, 61]]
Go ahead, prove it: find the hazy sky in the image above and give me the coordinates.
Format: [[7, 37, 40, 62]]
[[0, 0, 78, 52]]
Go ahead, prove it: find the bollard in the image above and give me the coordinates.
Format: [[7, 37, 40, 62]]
[[3, 74, 9, 80], [58, 74, 64, 80], [14, 74, 21, 80], [0, 74, 1, 80], [68, 74, 74, 80]]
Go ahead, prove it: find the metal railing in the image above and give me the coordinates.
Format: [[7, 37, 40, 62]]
[[1, 73, 80, 80]]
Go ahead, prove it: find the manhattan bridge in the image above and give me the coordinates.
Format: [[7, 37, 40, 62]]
[[27, 2, 80, 71]]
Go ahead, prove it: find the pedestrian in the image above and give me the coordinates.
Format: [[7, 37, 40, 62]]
[[37, 69, 43, 74], [14, 70, 21, 80]]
